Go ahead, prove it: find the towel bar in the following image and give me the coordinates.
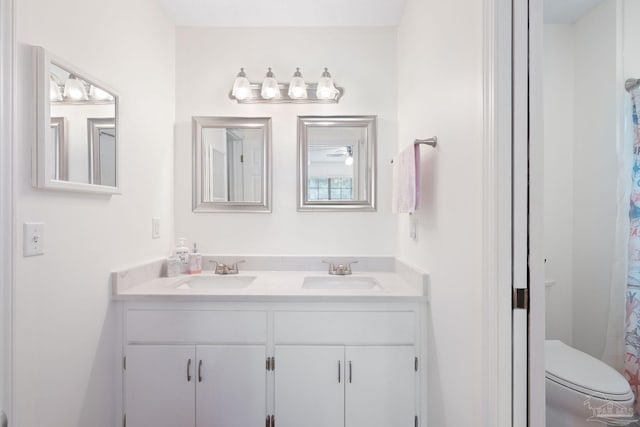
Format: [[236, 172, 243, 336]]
[[391, 136, 438, 163]]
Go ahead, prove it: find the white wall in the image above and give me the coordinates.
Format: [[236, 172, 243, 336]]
[[174, 27, 397, 255], [14, 1, 175, 426], [397, 0, 483, 425], [571, 0, 619, 359], [625, 1, 640, 82], [543, 25, 575, 345]]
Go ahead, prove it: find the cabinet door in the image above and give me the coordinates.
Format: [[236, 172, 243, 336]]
[[345, 346, 415, 427], [125, 345, 196, 427], [195, 345, 266, 427], [275, 346, 345, 427]]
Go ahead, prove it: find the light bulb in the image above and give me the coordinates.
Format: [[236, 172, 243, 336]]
[[50, 77, 62, 101], [345, 156, 354, 166], [288, 68, 307, 99], [89, 85, 113, 101], [232, 68, 252, 100], [261, 68, 280, 100], [316, 67, 338, 100], [63, 75, 88, 101]]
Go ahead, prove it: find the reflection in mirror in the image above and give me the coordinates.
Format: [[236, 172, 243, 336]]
[[298, 116, 376, 211], [50, 117, 68, 181], [35, 46, 119, 194], [193, 117, 271, 212], [88, 118, 116, 186]]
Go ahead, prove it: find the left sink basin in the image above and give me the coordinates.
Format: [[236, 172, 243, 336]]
[[175, 275, 256, 290]]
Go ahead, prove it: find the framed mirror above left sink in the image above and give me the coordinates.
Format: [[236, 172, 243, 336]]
[[192, 116, 272, 212], [33, 46, 120, 194]]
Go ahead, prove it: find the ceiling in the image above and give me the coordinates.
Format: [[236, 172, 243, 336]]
[[544, 0, 604, 24], [156, 0, 407, 27]]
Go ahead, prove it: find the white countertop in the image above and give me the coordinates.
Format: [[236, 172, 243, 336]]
[[113, 270, 427, 302]]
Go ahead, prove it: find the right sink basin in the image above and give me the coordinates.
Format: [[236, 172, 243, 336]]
[[302, 276, 382, 290]]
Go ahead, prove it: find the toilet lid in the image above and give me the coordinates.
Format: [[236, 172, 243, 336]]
[[545, 340, 632, 400]]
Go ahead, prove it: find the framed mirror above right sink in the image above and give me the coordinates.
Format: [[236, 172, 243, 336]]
[[297, 115, 377, 212]]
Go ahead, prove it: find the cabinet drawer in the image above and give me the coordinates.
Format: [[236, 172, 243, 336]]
[[274, 311, 415, 345], [126, 310, 267, 343]]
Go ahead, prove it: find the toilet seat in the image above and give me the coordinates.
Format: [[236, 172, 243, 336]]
[[545, 340, 634, 402]]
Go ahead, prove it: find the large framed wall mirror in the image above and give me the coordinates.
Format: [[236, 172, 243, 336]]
[[34, 46, 119, 194], [193, 116, 272, 212], [297, 116, 377, 211]]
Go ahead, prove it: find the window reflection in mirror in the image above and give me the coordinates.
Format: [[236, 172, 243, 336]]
[[193, 117, 272, 212], [298, 116, 376, 211]]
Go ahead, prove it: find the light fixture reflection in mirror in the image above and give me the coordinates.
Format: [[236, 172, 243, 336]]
[[193, 116, 272, 212], [35, 46, 119, 194], [298, 116, 377, 211]]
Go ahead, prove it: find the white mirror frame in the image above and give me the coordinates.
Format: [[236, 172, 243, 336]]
[[192, 116, 272, 213], [33, 46, 120, 195], [297, 115, 377, 212]]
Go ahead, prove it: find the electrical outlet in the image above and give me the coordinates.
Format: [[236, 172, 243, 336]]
[[23, 222, 44, 257], [152, 217, 160, 239]]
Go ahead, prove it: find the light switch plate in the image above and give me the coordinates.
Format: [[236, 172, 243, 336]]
[[152, 217, 160, 239], [23, 222, 44, 256]]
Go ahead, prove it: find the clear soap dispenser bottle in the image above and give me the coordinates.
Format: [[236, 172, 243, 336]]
[[188, 243, 202, 275], [175, 237, 190, 273]]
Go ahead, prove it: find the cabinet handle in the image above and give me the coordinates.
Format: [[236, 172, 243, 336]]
[[187, 358, 192, 382], [338, 361, 341, 383], [198, 360, 203, 382], [349, 360, 352, 383]]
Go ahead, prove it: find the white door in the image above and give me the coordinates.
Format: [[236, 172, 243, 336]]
[[241, 137, 264, 203], [125, 345, 196, 427], [274, 346, 345, 427], [195, 345, 266, 427], [345, 346, 415, 427]]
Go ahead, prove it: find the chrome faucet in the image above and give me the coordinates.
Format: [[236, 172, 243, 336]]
[[209, 259, 245, 274], [322, 260, 358, 275]]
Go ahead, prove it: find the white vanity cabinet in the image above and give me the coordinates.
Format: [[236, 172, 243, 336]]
[[121, 303, 424, 427], [272, 310, 418, 427], [274, 345, 415, 427], [123, 309, 268, 427]]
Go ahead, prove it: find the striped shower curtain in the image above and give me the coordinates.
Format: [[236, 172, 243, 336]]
[[625, 86, 640, 412]]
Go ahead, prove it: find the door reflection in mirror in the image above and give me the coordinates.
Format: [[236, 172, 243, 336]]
[[192, 117, 272, 212], [201, 127, 264, 203], [87, 118, 116, 187]]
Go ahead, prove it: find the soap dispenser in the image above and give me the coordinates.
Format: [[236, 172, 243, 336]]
[[175, 238, 190, 273], [188, 243, 202, 275]]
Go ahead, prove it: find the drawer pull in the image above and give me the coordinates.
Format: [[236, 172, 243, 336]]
[[198, 360, 203, 382], [187, 358, 192, 382], [349, 360, 352, 383], [338, 361, 341, 383]]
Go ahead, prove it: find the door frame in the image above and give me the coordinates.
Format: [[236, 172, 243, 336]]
[[482, 0, 544, 425], [0, 0, 15, 424]]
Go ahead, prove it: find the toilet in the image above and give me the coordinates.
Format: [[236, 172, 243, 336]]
[[546, 340, 636, 426]]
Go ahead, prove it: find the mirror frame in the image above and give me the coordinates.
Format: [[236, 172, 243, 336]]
[[297, 115, 377, 211], [192, 116, 272, 213], [33, 45, 120, 194]]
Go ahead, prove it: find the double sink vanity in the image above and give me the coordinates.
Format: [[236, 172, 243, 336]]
[[113, 256, 429, 427]]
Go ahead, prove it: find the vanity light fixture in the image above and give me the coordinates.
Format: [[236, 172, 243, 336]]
[[229, 67, 343, 104], [260, 68, 280, 100], [231, 68, 251, 100], [288, 68, 307, 100], [63, 74, 88, 101]]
